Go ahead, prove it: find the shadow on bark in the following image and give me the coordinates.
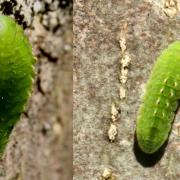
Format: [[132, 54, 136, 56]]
[[133, 133, 167, 167]]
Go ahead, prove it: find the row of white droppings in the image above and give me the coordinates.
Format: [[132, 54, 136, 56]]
[[101, 23, 131, 180], [118, 22, 131, 100], [101, 22, 132, 180], [107, 22, 131, 143]]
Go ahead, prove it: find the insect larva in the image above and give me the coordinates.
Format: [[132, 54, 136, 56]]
[[136, 41, 180, 154], [0, 15, 36, 155]]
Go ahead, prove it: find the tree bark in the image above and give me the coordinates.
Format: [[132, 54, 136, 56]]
[[74, 0, 180, 179], [0, 0, 72, 180]]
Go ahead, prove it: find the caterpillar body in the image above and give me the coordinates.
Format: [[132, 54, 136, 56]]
[[0, 15, 35, 154], [136, 41, 180, 154]]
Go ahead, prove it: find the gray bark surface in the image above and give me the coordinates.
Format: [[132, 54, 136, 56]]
[[0, 0, 72, 180], [74, 0, 180, 179]]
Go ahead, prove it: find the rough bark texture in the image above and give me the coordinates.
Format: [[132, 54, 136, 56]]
[[0, 0, 72, 180], [74, 0, 180, 179]]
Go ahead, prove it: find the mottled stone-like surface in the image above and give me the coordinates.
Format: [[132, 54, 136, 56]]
[[0, 0, 72, 179], [74, 0, 180, 179]]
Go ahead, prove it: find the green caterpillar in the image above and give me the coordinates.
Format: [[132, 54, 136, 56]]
[[136, 41, 180, 154], [0, 15, 35, 155]]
